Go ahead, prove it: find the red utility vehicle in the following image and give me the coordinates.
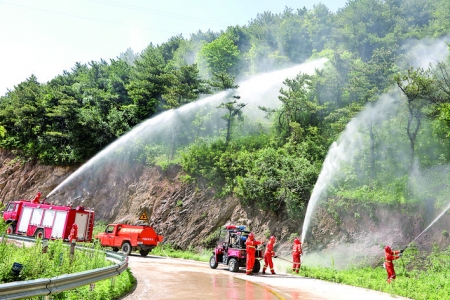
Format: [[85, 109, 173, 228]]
[[209, 225, 263, 273], [2, 193, 95, 242], [95, 223, 164, 257]]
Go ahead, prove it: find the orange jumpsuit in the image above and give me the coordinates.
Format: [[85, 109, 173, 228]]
[[385, 246, 400, 283], [68, 223, 78, 243], [262, 239, 276, 274], [246, 234, 262, 275], [292, 239, 302, 273], [32, 191, 41, 204]]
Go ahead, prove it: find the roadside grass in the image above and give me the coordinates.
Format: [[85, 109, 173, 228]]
[[0, 219, 134, 300], [294, 245, 450, 300], [151, 243, 211, 262]]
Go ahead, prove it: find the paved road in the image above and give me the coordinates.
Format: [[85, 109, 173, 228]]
[[119, 254, 410, 300]]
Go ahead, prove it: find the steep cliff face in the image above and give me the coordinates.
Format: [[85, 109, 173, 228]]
[[0, 149, 73, 203], [1, 150, 448, 265]]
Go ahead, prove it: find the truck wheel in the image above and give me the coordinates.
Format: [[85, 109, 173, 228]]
[[209, 255, 218, 269], [112, 247, 120, 252], [6, 225, 14, 235], [139, 250, 149, 257], [121, 242, 132, 255], [228, 258, 239, 272], [35, 229, 44, 239], [252, 259, 261, 273]]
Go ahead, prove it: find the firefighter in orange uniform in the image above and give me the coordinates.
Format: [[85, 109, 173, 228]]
[[32, 191, 41, 204], [245, 232, 263, 275], [384, 245, 402, 283], [262, 236, 277, 274], [292, 238, 302, 273], [68, 223, 78, 243]]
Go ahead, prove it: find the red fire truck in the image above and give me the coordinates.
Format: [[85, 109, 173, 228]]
[[2, 192, 95, 242]]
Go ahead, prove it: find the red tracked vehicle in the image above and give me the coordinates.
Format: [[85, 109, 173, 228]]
[[2, 192, 95, 242], [209, 225, 263, 273]]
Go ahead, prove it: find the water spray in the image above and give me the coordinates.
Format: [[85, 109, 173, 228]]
[[44, 190, 60, 200], [42, 192, 57, 203], [401, 201, 450, 251]]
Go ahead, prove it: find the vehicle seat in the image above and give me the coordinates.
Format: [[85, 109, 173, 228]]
[[240, 236, 247, 248]]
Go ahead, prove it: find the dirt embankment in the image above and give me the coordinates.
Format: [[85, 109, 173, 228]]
[[1, 150, 449, 259]]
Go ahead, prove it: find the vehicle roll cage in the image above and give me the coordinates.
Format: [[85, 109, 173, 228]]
[[218, 225, 250, 249]]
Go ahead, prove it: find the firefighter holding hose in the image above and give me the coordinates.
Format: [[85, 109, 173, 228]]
[[262, 236, 277, 275], [245, 232, 263, 275], [32, 191, 41, 204], [384, 245, 403, 283]]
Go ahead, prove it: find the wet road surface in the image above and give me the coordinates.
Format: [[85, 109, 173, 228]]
[[119, 254, 410, 300]]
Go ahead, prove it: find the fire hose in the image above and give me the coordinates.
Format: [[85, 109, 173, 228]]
[[274, 256, 294, 264], [255, 249, 296, 264]]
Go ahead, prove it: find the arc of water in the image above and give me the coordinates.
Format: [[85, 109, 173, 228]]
[[300, 93, 401, 246], [404, 201, 450, 250]]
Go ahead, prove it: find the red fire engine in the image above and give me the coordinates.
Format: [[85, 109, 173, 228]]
[[2, 192, 95, 242]]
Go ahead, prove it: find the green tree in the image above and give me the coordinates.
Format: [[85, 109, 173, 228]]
[[247, 11, 279, 51], [159, 34, 185, 62], [305, 3, 333, 52], [198, 34, 241, 76], [161, 64, 208, 109], [395, 67, 440, 169], [277, 7, 312, 63], [0, 75, 44, 154], [235, 144, 318, 216], [39, 85, 81, 163], [217, 97, 246, 146], [263, 72, 322, 141], [209, 71, 238, 91], [346, 48, 398, 179], [334, 0, 395, 61], [126, 45, 168, 119]]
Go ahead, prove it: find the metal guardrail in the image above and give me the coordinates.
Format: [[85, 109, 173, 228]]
[[0, 235, 129, 300]]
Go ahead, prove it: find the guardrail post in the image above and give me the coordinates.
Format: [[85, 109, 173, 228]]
[[111, 276, 116, 287], [70, 241, 76, 262], [42, 239, 49, 254]]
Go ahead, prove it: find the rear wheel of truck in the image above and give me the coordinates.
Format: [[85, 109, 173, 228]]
[[121, 242, 132, 255], [139, 250, 149, 257], [209, 255, 218, 269], [252, 259, 261, 273], [35, 229, 44, 239], [228, 258, 239, 272]]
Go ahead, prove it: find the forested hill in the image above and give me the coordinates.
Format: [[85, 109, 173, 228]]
[[1, 0, 450, 223]]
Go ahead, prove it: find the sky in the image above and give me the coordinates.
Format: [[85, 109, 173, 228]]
[[0, 0, 348, 96]]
